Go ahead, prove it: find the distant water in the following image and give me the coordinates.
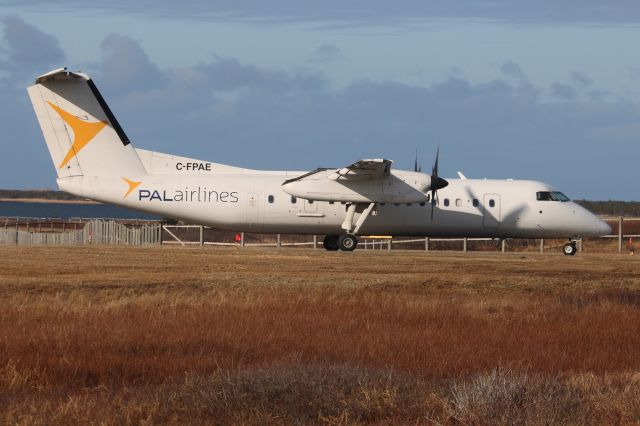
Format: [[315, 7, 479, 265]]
[[0, 201, 160, 220]]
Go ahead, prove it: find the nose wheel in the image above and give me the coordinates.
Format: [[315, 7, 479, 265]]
[[323, 234, 358, 251], [563, 242, 577, 256]]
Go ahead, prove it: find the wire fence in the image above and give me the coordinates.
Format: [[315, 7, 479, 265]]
[[1, 216, 639, 253]]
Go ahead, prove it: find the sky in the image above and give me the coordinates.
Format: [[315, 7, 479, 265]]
[[0, 1, 639, 200]]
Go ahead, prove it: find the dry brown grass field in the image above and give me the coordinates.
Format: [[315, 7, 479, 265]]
[[1, 246, 639, 425]]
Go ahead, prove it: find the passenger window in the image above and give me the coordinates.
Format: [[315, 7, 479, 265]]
[[329, 201, 335, 204], [444, 199, 450, 207], [489, 199, 495, 208], [268, 195, 274, 203], [420, 202, 426, 206], [473, 199, 479, 207], [290, 196, 297, 204], [308, 200, 314, 204], [426, 194, 431, 202], [455, 199, 462, 207]]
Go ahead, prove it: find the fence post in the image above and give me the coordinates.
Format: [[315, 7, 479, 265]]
[[313, 235, 317, 250], [501, 239, 506, 253], [425, 237, 429, 252], [241, 232, 245, 248], [388, 238, 392, 251], [277, 234, 281, 249], [618, 217, 623, 253], [199, 225, 204, 247], [463, 237, 467, 253], [539, 239, 544, 253]]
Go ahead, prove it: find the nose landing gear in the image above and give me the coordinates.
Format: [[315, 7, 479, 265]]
[[563, 241, 577, 256], [323, 234, 358, 251]]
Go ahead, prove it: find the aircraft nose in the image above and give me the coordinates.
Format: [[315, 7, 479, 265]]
[[597, 219, 612, 236], [573, 203, 612, 237], [586, 215, 612, 237]]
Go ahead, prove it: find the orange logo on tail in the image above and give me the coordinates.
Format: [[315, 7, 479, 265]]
[[47, 102, 107, 169], [122, 177, 142, 198]]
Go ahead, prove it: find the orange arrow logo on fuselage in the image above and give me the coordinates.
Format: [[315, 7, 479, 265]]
[[47, 101, 108, 169], [122, 177, 142, 198]]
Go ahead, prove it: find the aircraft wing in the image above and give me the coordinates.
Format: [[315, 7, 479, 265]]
[[280, 158, 430, 204], [328, 158, 393, 181]]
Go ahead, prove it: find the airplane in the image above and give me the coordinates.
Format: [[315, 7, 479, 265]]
[[27, 68, 611, 255]]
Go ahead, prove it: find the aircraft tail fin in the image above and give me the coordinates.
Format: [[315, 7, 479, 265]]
[[27, 67, 146, 178]]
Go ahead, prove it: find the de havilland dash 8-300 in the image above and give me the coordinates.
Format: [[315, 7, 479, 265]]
[[27, 68, 611, 255]]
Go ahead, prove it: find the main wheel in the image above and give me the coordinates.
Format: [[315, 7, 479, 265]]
[[338, 234, 358, 252], [563, 242, 577, 256], [323, 235, 340, 251]]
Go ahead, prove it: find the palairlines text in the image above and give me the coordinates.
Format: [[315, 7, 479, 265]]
[[138, 187, 238, 203]]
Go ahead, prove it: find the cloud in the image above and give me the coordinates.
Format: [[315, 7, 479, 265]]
[[87, 40, 634, 199], [500, 61, 527, 83], [97, 34, 165, 95], [571, 71, 592, 88], [550, 82, 578, 100], [0, 18, 638, 200], [547, 72, 605, 102], [0, 15, 65, 81], [5, 1, 640, 25], [90, 42, 640, 199], [308, 44, 343, 63]]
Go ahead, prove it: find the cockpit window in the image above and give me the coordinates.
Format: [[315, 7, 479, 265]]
[[537, 191, 570, 202]]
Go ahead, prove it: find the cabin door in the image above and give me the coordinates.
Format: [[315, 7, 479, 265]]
[[246, 192, 260, 230]]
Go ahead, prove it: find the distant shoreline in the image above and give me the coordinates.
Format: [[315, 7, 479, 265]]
[[0, 198, 100, 205]]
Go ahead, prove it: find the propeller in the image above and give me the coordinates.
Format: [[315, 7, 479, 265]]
[[429, 147, 449, 222]]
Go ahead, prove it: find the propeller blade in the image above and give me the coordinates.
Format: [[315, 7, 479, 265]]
[[430, 192, 436, 222], [428, 146, 448, 223], [432, 146, 439, 177]]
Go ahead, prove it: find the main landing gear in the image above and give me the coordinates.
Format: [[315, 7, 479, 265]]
[[563, 241, 577, 256], [323, 234, 358, 252], [323, 201, 373, 252]]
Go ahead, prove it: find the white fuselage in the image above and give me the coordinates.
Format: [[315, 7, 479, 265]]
[[57, 165, 611, 239]]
